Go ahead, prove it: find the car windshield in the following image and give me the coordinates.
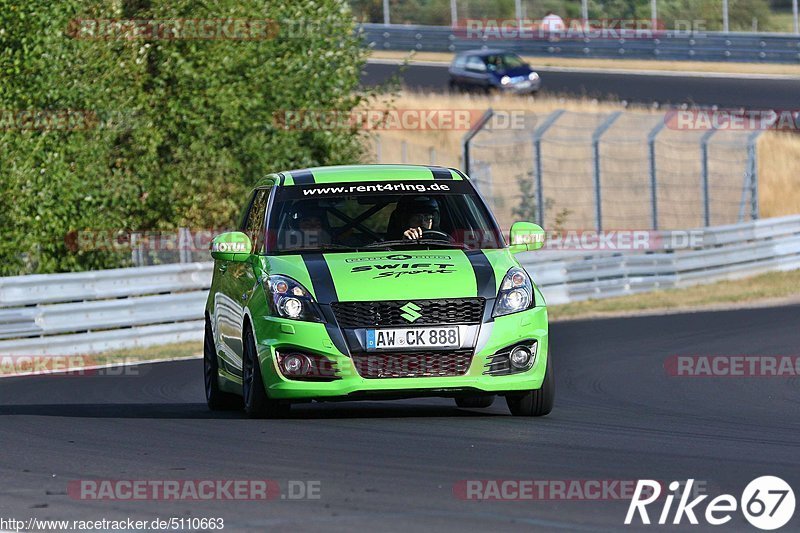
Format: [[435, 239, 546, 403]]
[[485, 53, 526, 72], [266, 180, 504, 253]]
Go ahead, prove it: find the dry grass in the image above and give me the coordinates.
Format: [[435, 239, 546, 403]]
[[549, 269, 800, 320], [371, 50, 800, 77], [758, 131, 800, 218], [365, 91, 800, 228]]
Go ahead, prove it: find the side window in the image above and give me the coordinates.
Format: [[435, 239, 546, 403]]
[[243, 188, 270, 254], [465, 55, 486, 72], [453, 55, 467, 69]]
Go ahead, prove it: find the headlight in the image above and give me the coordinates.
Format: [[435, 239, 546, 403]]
[[492, 267, 534, 317], [528, 72, 539, 80], [501, 75, 511, 86], [266, 275, 322, 322]]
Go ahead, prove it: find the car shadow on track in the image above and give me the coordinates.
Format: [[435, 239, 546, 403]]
[[0, 401, 509, 419]]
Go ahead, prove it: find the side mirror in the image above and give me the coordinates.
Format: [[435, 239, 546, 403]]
[[210, 232, 252, 262], [509, 222, 545, 254]]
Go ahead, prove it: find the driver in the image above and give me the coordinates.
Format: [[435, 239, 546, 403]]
[[401, 197, 441, 240]]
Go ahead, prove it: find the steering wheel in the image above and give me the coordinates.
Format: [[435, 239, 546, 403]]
[[421, 229, 452, 242]]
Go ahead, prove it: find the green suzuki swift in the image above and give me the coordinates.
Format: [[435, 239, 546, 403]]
[[205, 165, 552, 418]]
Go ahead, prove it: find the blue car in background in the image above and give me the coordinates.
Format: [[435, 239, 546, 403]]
[[448, 50, 541, 95]]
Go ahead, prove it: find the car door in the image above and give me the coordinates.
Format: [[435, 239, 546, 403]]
[[224, 187, 270, 375], [463, 55, 489, 91]]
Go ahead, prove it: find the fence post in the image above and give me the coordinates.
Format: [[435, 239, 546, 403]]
[[700, 126, 718, 227], [647, 119, 667, 230], [531, 109, 565, 227], [746, 128, 765, 220], [429, 147, 436, 165], [375, 134, 382, 163], [591, 112, 623, 232], [461, 108, 494, 175], [401, 140, 407, 164]]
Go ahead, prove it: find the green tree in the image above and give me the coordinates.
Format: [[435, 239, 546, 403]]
[[0, 0, 372, 275]]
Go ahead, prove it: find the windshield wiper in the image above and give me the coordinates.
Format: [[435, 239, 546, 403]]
[[363, 239, 470, 250]]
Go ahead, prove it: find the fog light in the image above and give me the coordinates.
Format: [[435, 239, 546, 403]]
[[282, 354, 308, 376], [510, 346, 532, 369], [280, 297, 303, 318]]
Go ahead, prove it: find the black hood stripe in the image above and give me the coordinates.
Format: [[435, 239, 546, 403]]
[[465, 250, 496, 299], [290, 169, 315, 185], [303, 253, 338, 303], [429, 166, 453, 180]]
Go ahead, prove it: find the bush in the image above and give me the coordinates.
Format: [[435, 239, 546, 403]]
[[0, 0, 370, 275]]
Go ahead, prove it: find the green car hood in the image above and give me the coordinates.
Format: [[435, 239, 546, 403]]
[[261, 249, 519, 303]]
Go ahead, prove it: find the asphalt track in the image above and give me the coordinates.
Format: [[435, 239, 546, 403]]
[[1, 304, 799, 531], [362, 61, 800, 109]]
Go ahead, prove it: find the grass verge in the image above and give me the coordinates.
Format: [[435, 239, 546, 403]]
[[549, 269, 800, 320]]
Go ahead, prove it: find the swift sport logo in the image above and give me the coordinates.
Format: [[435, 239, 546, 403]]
[[625, 477, 795, 529], [350, 262, 457, 279], [400, 302, 422, 323]]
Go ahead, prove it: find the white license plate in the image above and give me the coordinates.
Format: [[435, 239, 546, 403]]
[[366, 327, 460, 350]]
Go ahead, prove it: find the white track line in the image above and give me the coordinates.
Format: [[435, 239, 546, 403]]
[[366, 57, 800, 81]]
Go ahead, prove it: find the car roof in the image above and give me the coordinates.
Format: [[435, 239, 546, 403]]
[[258, 165, 468, 187], [456, 49, 514, 58]]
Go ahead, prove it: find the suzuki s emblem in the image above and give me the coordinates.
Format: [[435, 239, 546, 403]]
[[400, 302, 422, 323]]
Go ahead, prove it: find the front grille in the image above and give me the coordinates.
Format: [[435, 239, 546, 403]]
[[352, 349, 473, 378], [332, 298, 485, 328]]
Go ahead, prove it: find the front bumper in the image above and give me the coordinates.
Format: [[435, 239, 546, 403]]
[[250, 306, 549, 401], [500, 77, 541, 94]]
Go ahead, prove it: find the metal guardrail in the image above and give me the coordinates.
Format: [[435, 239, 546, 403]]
[[0, 263, 211, 356], [0, 215, 798, 355], [360, 23, 800, 63], [518, 214, 800, 304]]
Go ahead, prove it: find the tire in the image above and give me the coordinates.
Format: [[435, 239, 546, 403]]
[[505, 351, 554, 417], [204, 316, 242, 411], [242, 325, 290, 419], [455, 395, 495, 409]]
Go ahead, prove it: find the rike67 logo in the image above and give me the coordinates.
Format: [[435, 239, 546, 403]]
[[626, 477, 795, 530]]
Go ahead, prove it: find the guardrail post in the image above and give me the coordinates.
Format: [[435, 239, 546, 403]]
[[531, 109, 565, 227], [461, 109, 494, 176], [592, 112, 623, 232], [700, 126, 719, 227], [647, 119, 667, 230]]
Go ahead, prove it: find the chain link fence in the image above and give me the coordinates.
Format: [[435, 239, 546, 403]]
[[370, 108, 764, 232]]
